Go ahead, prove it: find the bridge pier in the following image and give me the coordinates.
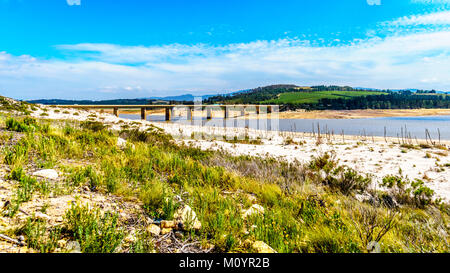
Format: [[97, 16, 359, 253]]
[[113, 107, 119, 117], [187, 107, 193, 120], [141, 108, 147, 120], [223, 107, 229, 119], [206, 107, 213, 120], [165, 107, 172, 121]]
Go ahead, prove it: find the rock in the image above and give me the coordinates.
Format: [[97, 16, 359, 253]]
[[174, 205, 197, 223], [147, 224, 161, 236], [34, 212, 51, 221], [161, 228, 172, 235], [192, 219, 202, 230], [252, 241, 277, 253], [242, 204, 265, 219], [124, 234, 137, 244], [174, 205, 202, 230], [65, 241, 81, 253], [161, 220, 176, 229], [18, 235, 25, 243], [117, 137, 127, 148], [32, 169, 58, 180], [57, 239, 67, 248]]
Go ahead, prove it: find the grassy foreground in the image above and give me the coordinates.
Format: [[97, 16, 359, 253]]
[[0, 102, 449, 253]]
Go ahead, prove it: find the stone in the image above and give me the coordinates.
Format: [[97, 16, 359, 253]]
[[32, 169, 58, 180], [174, 205, 202, 230], [65, 241, 81, 253], [117, 137, 127, 148], [34, 212, 51, 221], [124, 234, 137, 244], [161, 220, 176, 229], [174, 205, 197, 223], [242, 204, 265, 219], [252, 241, 277, 253], [147, 224, 161, 236], [161, 228, 172, 235], [57, 239, 67, 248]]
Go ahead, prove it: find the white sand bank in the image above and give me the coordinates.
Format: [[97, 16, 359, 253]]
[[31, 106, 450, 201]]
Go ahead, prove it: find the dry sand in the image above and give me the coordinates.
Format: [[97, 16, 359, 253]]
[[32, 105, 450, 201]]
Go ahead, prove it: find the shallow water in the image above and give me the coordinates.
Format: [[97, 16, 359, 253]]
[[119, 113, 450, 140]]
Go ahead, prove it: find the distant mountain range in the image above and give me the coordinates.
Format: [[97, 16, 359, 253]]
[[25, 85, 449, 106], [27, 94, 217, 105]]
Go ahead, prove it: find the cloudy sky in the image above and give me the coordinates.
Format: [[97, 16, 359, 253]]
[[0, 0, 449, 100]]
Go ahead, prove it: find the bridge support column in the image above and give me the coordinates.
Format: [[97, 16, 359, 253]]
[[223, 107, 229, 119], [256, 106, 260, 115], [240, 107, 245, 117], [267, 106, 272, 114], [165, 107, 172, 121], [206, 107, 213, 120], [141, 108, 147, 120], [113, 107, 119, 117], [187, 107, 193, 120]]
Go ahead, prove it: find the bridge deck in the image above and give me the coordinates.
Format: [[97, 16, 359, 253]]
[[54, 104, 276, 120]]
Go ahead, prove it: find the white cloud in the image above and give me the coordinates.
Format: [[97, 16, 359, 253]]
[[389, 10, 450, 26], [1, 16, 450, 99]]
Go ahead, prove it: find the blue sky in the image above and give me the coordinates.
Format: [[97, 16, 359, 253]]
[[1, 0, 450, 100]]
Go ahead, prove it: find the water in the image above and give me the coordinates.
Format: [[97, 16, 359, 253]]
[[119, 113, 450, 140]]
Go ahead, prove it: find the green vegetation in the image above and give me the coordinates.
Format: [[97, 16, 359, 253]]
[[205, 85, 450, 111], [265, 90, 387, 105], [0, 114, 449, 253], [64, 202, 124, 253]]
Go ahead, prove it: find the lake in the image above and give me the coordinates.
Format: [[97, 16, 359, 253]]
[[119, 113, 450, 140]]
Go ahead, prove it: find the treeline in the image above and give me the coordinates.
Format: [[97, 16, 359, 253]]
[[281, 93, 450, 111], [205, 85, 390, 105]]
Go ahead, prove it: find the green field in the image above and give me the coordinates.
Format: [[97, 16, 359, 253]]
[[264, 91, 387, 104]]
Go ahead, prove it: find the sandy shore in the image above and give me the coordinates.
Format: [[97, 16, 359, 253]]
[[32, 106, 450, 201]]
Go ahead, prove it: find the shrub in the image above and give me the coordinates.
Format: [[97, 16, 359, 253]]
[[139, 179, 173, 219], [19, 218, 62, 253], [64, 202, 124, 253], [381, 176, 434, 208], [350, 205, 397, 252], [80, 121, 108, 132], [69, 166, 101, 191], [308, 153, 370, 195]]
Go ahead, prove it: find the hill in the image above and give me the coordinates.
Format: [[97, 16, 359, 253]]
[[205, 85, 450, 111]]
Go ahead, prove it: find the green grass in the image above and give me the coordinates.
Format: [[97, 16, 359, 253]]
[[265, 91, 387, 104]]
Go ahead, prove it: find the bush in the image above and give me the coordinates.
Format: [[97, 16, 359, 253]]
[[20, 218, 62, 253], [308, 153, 370, 195], [139, 179, 174, 219], [64, 202, 124, 253], [381, 176, 434, 208], [80, 121, 108, 132], [69, 166, 101, 191]]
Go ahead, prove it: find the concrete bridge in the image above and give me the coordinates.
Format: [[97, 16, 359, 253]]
[[56, 104, 277, 121]]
